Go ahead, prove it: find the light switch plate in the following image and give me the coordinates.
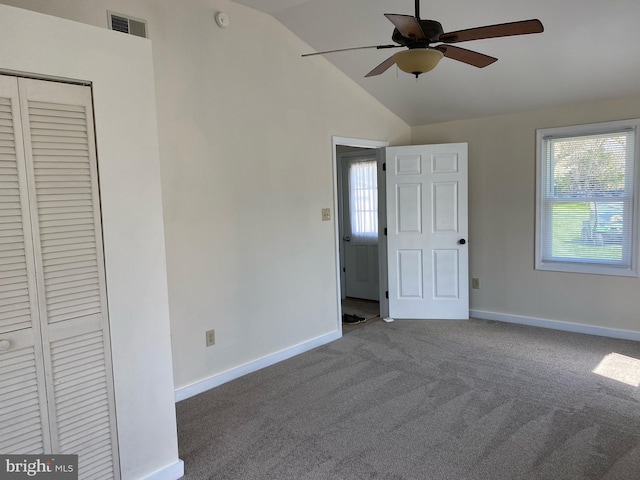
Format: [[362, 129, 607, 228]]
[[322, 208, 331, 221]]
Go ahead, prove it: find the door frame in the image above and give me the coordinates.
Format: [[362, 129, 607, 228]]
[[332, 136, 388, 333]]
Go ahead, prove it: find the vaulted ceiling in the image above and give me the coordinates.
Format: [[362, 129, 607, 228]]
[[233, 0, 640, 126]]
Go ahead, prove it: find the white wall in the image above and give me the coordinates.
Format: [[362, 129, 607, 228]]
[[151, 0, 410, 391], [0, 4, 181, 480], [412, 95, 640, 334], [1, 0, 410, 393]]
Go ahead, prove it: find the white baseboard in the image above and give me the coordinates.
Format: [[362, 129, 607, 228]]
[[174, 330, 342, 402], [142, 459, 184, 480], [470, 309, 640, 342]]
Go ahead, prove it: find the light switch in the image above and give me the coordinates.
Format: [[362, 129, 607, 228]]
[[321, 208, 331, 221]]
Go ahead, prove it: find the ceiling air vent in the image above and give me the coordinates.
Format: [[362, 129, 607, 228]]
[[108, 11, 148, 38]]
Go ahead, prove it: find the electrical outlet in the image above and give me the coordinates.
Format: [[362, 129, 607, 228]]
[[206, 329, 215, 347], [472, 278, 480, 289], [321, 208, 331, 221]]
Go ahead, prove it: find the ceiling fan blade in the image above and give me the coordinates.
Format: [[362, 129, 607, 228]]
[[365, 56, 397, 77], [435, 45, 497, 68], [439, 19, 543, 43], [384, 14, 425, 39], [302, 44, 400, 57]]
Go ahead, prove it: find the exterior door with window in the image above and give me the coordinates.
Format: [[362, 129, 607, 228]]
[[385, 143, 469, 319], [340, 152, 379, 300]]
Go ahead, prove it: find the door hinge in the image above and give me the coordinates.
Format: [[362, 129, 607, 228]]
[[385, 291, 389, 299], [342, 267, 346, 273], [384, 227, 387, 236], [382, 163, 386, 171]]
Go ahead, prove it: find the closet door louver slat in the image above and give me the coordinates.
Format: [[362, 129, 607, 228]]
[[50, 332, 114, 480], [0, 96, 35, 334], [28, 101, 102, 326], [0, 339, 45, 454]]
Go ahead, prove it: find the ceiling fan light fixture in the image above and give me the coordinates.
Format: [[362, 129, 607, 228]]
[[393, 48, 443, 77]]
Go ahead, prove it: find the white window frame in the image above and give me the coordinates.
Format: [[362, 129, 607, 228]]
[[535, 119, 640, 277]]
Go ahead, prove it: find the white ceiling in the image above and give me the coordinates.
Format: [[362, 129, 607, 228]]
[[232, 0, 640, 126]]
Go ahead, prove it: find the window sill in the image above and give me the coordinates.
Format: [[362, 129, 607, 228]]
[[536, 260, 638, 277]]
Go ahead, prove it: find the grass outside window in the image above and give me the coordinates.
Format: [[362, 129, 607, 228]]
[[551, 203, 622, 263]]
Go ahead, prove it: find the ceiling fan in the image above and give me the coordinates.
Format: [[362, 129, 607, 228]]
[[302, 0, 543, 78]]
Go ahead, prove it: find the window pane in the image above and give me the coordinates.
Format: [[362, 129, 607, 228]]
[[550, 201, 623, 263], [349, 160, 378, 243], [546, 132, 631, 265], [551, 133, 629, 198]]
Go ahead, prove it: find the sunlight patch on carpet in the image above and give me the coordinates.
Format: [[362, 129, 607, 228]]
[[592, 353, 640, 387]]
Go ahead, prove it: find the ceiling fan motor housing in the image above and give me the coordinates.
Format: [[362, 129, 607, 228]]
[[392, 19, 444, 46]]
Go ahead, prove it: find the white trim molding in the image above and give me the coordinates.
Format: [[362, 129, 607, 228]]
[[471, 309, 640, 342], [175, 330, 341, 402], [142, 460, 184, 480]]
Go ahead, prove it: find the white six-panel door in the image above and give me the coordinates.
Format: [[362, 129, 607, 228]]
[[385, 143, 469, 319]]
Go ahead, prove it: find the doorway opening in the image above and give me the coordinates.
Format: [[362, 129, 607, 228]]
[[333, 139, 470, 327], [332, 137, 388, 332]]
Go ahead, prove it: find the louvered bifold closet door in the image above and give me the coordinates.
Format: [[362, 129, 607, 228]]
[[0, 75, 51, 455], [18, 78, 120, 480]]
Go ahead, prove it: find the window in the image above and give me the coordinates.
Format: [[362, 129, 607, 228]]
[[349, 160, 378, 244], [536, 120, 639, 276]]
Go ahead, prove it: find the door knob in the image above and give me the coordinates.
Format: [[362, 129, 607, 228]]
[[344, 236, 351, 242], [459, 239, 466, 245]]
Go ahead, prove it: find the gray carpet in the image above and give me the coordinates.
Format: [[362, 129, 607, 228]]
[[177, 319, 640, 479]]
